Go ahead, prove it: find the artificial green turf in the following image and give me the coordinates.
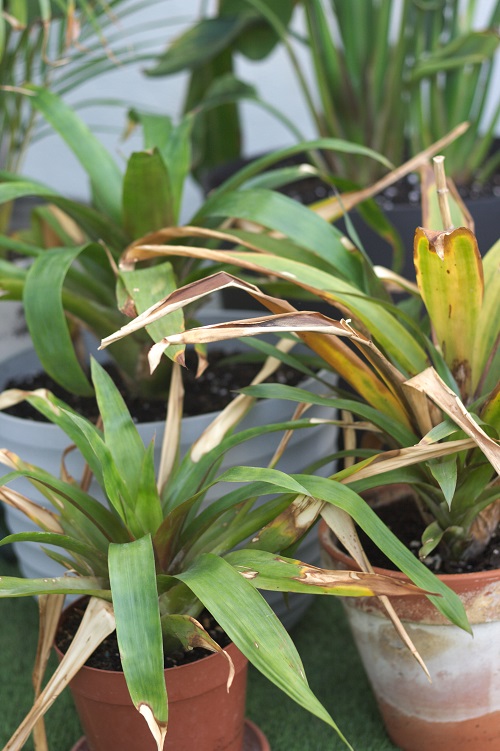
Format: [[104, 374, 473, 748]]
[[0, 554, 399, 751]]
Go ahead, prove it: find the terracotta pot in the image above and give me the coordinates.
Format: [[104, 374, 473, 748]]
[[70, 720, 270, 751], [55, 603, 254, 751], [319, 520, 500, 751]]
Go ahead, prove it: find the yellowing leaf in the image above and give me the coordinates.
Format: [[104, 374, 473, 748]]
[[414, 227, 483, 400]]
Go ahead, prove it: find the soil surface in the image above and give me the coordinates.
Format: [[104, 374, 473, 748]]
[[205, 149, 500, 209], [56, 597, 231, 671], [281, 166, 500, 210], [355, 494, 500, 575], [3, 349, 305, 423]]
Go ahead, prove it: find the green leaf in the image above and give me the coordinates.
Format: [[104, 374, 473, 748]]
[[428, 456, 457, 509], [0, 175, 127, 250], [118, 262, 185, 367], [147, 17, 248, 75], [475, 238, 500, 395], [214, 467, 470, 633], [136, 442, 164, 536], [414, 227, 483, 400], [156, 116, 193, 224], [183, 50, 243, 176], [91, 359, 147, 501], [0, 460, 127, 554], [165, 417, 325, 513], [25, 85, 123, 223], [200, 188, 366, 286], [224, 548, 423, 598], [42, 404, 142, 536], [23, 245, 97, 396], [0, 575, 108, 597], [231, 0, 295, 60], [196, 137, 392, 207], [240, 383, 417, 447], [109, 536, 168, 742], [160, 614, 223, 654], [122, 150, 174, 238], [419, 521, 445, 559], [411, 31, 500, 80], [299, 474, 470, 633], [0, 532, 107, 574], [176, 553, 352, 748]]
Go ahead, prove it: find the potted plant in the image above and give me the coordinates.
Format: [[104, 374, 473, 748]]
[[0, 83, 397, 397], [149, 0, 500, 269], [152, 0, 500, 184], [102, 159, 500, 750], [0, 355, 438, 751], [0, 86, 395, 578]]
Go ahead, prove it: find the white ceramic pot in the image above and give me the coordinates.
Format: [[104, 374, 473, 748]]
[[319, 521, 500, 751], [0, 328, 338, 626]]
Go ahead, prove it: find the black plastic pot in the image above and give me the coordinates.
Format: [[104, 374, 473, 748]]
[[201, 150, 499, 307]]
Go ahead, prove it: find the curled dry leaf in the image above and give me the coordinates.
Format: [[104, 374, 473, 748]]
[[3, 598, 116, 751], [407, 368, 500, 475]]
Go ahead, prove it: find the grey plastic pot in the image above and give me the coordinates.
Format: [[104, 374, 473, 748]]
[[0, 319, 338, 627]]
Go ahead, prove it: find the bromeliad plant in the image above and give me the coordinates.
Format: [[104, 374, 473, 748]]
[[151, 0, 500, 186], [0, 354, 446, 751], [99, 161, 500, 573]]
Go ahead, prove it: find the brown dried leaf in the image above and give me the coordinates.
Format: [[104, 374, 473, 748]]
[[342, 438, 475, 484], [321, 506, 431, 679], [158, 363, 184, 493], [312, 122, 470, 223], [469, 496, 500, 549], [32, 595, 66, 751], [3, 598, 115, 751], [0, 482, 63, 534], [190, 338, 297, 463], [407, 368, 500, 474]]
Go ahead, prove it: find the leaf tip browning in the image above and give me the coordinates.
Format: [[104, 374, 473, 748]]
[[138, 704, 168, 751]]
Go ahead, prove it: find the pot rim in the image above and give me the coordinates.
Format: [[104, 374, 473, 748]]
[[318, 519, 500, 586], [54, 596, 245, 679]]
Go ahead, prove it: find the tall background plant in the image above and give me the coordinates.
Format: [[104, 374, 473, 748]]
[[150, 0, 500, 186], [0, 0, 179, 231]]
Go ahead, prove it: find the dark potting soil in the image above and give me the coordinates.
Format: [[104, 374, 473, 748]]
[[205, 148, 500, 210], [56, 597, 231, 671], [281, 167, 500, 211], [355, 494, 500, 575], [3, 349, 305, 424]]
